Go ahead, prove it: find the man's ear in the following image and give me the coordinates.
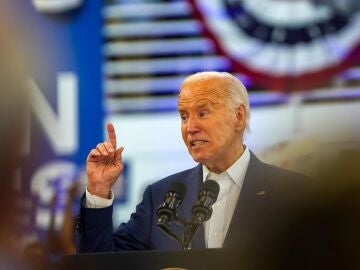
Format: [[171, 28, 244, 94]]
[[235, 104, 246, 131]]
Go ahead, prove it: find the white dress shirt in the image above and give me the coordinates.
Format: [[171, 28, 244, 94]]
[[85, 188, 113, 208], [85, 147, 250, 249], [202, 147, 250, 248]]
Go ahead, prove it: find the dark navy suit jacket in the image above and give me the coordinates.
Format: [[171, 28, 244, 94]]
[[78, 152, 308, 253]]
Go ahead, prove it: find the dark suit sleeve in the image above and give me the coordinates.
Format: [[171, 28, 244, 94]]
[[78, 185, 153, 253]]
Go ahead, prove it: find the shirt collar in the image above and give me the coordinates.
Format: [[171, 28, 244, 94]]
[[202, 146, 251, 187]]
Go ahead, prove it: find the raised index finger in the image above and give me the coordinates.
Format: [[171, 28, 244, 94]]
[[106, 122, 117, 148]]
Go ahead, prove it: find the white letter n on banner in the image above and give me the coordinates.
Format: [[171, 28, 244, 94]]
[[28, 73, 78, 155]]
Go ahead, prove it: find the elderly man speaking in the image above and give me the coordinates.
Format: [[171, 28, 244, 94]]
[[78, 71, 308, 252]]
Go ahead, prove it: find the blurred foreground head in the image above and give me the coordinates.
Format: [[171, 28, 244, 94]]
[[0, 18, 28, 250], [264, 150, 360, 269]]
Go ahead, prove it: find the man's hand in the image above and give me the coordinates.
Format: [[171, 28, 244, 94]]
[[86, 123, 124, 198]]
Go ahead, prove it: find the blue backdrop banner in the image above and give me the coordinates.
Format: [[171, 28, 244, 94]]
[[3, 1, 103, 236]]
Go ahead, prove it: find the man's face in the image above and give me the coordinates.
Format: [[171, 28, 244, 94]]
[[178, 77, 245, 173]]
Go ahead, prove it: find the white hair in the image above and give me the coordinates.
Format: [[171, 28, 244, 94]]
[[181, 71, 250, 131]]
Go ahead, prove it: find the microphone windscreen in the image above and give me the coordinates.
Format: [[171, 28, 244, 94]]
[[169, 182, 187, 200], [202, 180, 220, 199]]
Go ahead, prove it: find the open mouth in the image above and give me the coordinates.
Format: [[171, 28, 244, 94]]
[[190, 140, 208, 146]]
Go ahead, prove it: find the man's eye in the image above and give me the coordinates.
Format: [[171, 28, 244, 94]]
[[181, 115, 188, 121], [199, 111, 208, 117]]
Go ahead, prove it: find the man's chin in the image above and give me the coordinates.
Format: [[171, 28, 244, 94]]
[[190, 154, 208, 165]]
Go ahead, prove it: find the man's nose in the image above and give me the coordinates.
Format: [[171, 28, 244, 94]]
[[186, 115, 199, 133]]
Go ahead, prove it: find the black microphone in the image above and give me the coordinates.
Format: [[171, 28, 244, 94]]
[[183, 180, 220, 249], [156, 182, 186, 225], [191, 180, 220, 224]]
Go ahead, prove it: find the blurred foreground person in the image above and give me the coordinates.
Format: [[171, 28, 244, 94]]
[[0, 18, 29, 270], [47, 182, 78, 256], [22, 180, 79, 270], [22, 242, 51, 270], [263, 149, 360, 269]]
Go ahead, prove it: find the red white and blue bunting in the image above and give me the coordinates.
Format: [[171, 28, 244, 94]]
[[191, 0, 360, 91]]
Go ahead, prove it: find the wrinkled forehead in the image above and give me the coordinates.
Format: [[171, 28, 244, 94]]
[[178, 77, 228, 108]]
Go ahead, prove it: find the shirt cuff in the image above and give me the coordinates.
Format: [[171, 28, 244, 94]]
[[85, 187, 114, 208]]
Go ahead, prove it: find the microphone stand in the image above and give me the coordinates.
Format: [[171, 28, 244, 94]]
[[158, 215, 198, 250], [157, 180, 219, 250], [183, 223, 201, 250], [157, 216, 187, 247], [158, 212, 206, 250]]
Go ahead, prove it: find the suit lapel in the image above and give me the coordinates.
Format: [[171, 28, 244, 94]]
[[180, 164, 203, 221], [170, 165, 205, 249], [185, 165, 206, 249], [223, 152, 267, 248]]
